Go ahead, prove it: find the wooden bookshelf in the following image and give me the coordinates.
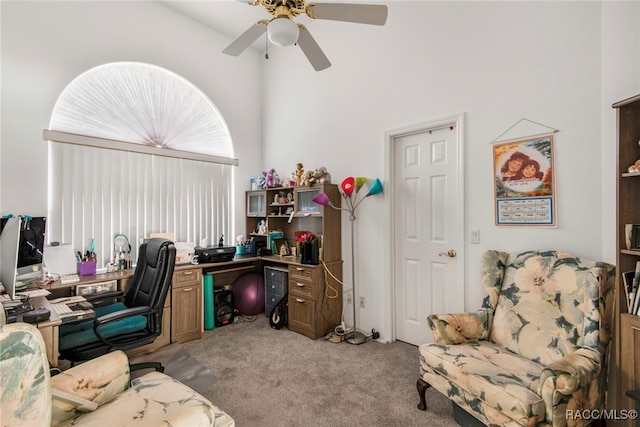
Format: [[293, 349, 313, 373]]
[[614, 94, 640, 426]]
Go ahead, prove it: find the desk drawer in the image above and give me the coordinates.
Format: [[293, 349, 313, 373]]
[[288, 265, 316, 282], [265, 267, 288, 297], [288, 277, 314, 299], [288, 295, 316, 338], [173, 269, 202, 288], [75, 280, 118, 296]]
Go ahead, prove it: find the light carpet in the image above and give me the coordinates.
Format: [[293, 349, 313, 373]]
[[179, 315, 458, 427], [129, 342, 216, 392]]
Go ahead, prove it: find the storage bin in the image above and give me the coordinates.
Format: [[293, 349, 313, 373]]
[[77, 260, 97, 276]]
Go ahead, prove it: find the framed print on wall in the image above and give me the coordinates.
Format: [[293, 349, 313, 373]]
[[493, 134, 556, 226]]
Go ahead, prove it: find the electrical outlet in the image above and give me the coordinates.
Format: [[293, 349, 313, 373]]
[[346, 295, 352, 305], [359, 296, 365, 308]]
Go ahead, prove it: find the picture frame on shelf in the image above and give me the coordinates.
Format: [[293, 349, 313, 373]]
[[631, 225, 640, 250], [625, 224, 634, 250], [273, 238, 291, 256]]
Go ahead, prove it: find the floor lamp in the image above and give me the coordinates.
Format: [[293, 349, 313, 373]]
[[313, 177, 383, 345]]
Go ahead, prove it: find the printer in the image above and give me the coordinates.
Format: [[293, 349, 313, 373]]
[[194, 246, 236, 263]]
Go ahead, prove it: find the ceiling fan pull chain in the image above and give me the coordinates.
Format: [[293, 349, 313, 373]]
[[265, 33, 269, 60]]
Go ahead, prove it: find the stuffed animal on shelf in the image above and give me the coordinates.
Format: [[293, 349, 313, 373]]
[[303, 170, 316, 186], [264, 168, 278, 188], [257, 173, 266, 189], [313, 167, 331, 184]]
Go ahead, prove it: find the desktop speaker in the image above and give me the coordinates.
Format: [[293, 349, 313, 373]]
[[214, 290, 234, 327]]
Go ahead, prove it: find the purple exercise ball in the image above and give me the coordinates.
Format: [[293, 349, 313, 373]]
[[232, 273, 265, 315]]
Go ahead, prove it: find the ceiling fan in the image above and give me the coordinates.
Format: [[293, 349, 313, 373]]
[[223, 0, 388, 71]]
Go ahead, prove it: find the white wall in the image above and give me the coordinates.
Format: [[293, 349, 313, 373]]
[[261, 1, 640, 340], [2, 1, 639, 343], [0, 1, 263, 241]]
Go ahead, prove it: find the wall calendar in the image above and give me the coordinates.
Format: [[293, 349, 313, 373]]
[[493, 134, 556, 227]]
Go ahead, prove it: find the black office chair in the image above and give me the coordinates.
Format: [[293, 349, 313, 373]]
[[59, 238, 176, 364]]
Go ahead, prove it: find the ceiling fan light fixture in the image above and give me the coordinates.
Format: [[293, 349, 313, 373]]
[[267, 17, 300, 47]]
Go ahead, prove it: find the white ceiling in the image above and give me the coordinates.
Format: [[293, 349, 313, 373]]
[[158, 1, 266, 50], [157, 0, 369, 52]]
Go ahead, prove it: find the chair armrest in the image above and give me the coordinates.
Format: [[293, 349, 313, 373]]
[[130, 362, 165, 373], [50, 350, 131, 425], [51, 350, 130, 401], [538, 347, 602, 396], [92, 306, 154, 344], [85, 291, 124, 306], [95, 305, 152, 325], [427, 309, 491, 344], [52, 389, 98, 412]]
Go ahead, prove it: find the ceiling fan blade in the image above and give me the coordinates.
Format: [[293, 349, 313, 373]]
[[223, 21, 267, 56], [306, 3, 388, 26], [297, 26, 331, 71]]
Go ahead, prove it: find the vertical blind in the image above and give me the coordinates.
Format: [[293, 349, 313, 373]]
[[48, 142, 233, 270]]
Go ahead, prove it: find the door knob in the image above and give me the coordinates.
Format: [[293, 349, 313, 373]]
[[438, 249, 457, 258]]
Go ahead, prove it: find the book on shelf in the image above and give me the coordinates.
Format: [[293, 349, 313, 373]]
[[632, 288, 640, 316], [628, 261, 640, 315], [623, 270, 636, 311]]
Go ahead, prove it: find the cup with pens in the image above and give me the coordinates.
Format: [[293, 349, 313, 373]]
[[76, 239, 97, 276]]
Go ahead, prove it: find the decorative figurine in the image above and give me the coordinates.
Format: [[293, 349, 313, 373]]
[[294, 163, 304, 186], [629, 159, 640, 173]]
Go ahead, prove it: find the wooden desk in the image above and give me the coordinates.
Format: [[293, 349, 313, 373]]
[[32, 255, 337, 365], [29, 296, 62, 367], [625, 390, 640, 427]]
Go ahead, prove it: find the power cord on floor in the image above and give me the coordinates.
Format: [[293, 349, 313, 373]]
[[233, 314, 258, 323], [322, 327, 380, 344], [321, 323, 350, 343]]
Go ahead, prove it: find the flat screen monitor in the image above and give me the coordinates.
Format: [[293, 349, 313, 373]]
[[0, 217, 21, 300], [16, 216, 46, 284]]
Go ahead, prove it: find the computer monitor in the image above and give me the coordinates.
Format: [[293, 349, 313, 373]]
[[0, 217, 22, 300], [16, 216, 46, 284]]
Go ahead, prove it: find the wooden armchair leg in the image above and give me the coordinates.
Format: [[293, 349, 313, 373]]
[[417, 378, 430, 410]]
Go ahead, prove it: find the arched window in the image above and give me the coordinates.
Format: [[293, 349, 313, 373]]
[[46, 62, 236, 269]]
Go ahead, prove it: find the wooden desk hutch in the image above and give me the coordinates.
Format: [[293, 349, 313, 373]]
[[246, 183, 343, 339]]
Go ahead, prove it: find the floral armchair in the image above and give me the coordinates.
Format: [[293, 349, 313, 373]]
[[417, 250, 615, 427], [0, 321, 234, 427]]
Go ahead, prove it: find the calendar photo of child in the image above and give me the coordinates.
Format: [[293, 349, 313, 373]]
[[493, 135, 556, 226]]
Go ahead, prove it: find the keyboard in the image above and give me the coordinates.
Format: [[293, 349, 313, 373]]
[[50, 301, 95, 323], [60, 274, 80, 285], [51, 303, 74, 315]]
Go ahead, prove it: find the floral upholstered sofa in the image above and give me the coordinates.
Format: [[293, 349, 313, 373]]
[[0, 321, 234, 427], [417, 250, 615, 427]]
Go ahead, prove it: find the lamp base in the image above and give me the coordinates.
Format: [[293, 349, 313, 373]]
[[345, 330, 368, 345]]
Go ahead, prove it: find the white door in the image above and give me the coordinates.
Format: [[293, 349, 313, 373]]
[[392, 118, 464, 346]]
